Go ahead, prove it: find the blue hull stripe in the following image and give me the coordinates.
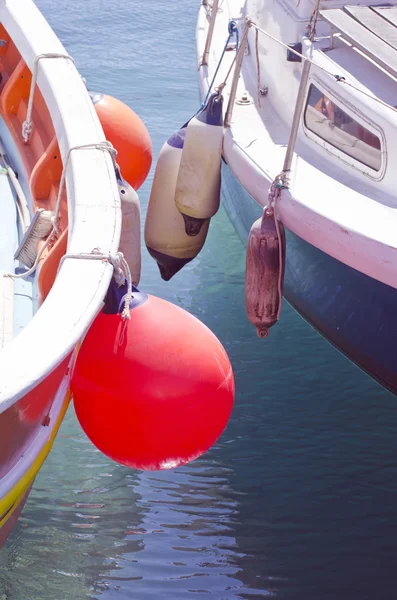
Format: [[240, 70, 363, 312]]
[[221, 161, 397, 395]]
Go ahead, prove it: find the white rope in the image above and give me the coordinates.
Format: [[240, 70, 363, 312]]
[[2, 141, 117, 280], [22, 53, 75, 144], [58, 250, 133, 321], [255, 27, 261, 108]]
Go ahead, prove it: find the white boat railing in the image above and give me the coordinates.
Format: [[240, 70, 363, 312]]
[[0, 0, 121, 411], [201, 0, 220, 66]]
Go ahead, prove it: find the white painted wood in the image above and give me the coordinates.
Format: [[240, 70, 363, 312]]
[[320, 8, 397, 78], [345, 6, 397, 51], [373, 6, 397, 29], [0, 0, 121, 412]]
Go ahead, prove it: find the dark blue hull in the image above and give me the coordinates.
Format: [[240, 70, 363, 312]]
[[221, 161, 397, 396]]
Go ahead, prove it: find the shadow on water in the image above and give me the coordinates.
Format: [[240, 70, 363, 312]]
[[1, 0, 397, 599]]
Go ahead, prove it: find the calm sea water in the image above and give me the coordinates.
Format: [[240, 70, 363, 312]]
[[1, 2, 397, 599]]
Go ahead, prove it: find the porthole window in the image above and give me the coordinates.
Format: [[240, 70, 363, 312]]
[[304, 84, 381, 171]]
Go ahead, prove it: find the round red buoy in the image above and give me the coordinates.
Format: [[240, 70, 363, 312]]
[[90, 91, 152, 190], [71, 292, 234, 470]]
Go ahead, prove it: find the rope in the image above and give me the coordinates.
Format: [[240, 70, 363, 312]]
[[255, 27, 261, 108], [22, 53, 75, 144], [58, 250, 133, 321], [2, 141, 117, 280], [306, 0, 321, 41], [201, 19, 239, 108], [266, 176, 286, 321], [216, 52, 237, 96]]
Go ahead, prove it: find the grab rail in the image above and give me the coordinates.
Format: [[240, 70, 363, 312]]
[[201, 0, 219, 66]]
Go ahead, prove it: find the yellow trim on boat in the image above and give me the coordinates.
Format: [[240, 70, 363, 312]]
[[0, 389, 71, 526], [0, 487, 27, 529]]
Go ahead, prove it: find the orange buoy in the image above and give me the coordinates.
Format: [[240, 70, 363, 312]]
[[71, 281, 234, 470], [245, 208, 286, 338], [90, 92, 152, 190]]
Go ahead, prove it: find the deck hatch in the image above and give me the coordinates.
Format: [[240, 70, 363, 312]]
[[320, 5, 397, 77]]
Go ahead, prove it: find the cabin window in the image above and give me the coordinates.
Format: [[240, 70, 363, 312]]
[[304, 84, 381, 171]]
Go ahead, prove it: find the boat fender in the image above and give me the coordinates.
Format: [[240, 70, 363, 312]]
[[116, 166, 141, 286], [90, 91, 152, 190], [144, 128, 209, 281], [245, 208, 286, 338], [71, 278, 234, 471], [175, 93, 223, 236]]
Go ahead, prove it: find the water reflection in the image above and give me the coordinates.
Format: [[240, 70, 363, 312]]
[[0, 404, 274, 599], [0, 415, 145, 599], [100, 463, 257, 599]]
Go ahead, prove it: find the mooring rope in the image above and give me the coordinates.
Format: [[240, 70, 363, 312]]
[[201, 20, 239, 108], [58, 249, 133, 322]]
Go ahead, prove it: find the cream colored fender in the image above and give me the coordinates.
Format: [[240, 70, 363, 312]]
[[144, 128, 209, 281], [116, 167, 141, 286], [175, 93, 223, 236]]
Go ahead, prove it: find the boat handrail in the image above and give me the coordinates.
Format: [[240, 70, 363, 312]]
[[203, 8, 397, 125], [201, 0, 220, 66], [224, 20, 250, 126], [22, 52, 75, 144], [0, 0, 121, 411]]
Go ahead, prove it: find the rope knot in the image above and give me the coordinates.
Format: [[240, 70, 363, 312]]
[[107, 251, 133, 321], [109, 252, 126, 287], [228, 20, 238, 34], [22, 120, 33, 144], [215, 82, 226, 96]]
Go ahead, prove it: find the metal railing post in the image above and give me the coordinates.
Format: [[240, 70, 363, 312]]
[[202, 0, 220, 66], [224, 21, 251, 127], [282, 58, 311, 177]]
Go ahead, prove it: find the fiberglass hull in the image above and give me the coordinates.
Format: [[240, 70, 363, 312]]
[[221, 161, 397, 396]]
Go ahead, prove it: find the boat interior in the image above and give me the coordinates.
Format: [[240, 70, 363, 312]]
[[0, 22, 68, 350]]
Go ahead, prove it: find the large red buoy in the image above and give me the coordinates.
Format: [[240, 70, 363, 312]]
[[90, 92, 152, 190], [71, 284, 234, 470]]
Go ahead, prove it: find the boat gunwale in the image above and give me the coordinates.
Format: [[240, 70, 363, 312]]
[[0, 0, 121, 411]]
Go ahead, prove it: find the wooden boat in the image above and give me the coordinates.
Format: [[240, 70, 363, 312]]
[[0, 0, 122, 547], [195, 0, 397, 395]]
